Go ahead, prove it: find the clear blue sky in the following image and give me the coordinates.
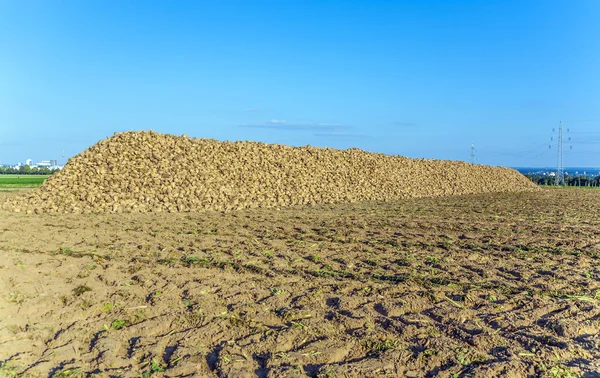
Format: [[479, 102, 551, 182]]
[[1, 0, 599, 167]]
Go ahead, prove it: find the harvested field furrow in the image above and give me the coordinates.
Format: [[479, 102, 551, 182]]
[[1, 188, 600, 377]]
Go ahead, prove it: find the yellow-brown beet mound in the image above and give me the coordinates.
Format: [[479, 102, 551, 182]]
[[3, 131, 539, 213]]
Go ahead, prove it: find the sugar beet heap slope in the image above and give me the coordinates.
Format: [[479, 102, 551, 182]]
[[4, 131, 539, 214]]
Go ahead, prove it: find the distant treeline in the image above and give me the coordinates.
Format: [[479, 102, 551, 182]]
[[0, 166, 60, 175], [525, 174, 600, 187]]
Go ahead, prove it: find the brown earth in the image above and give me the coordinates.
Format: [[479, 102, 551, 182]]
[[1, 188, 599, 377], [2, 131, 538, 214]]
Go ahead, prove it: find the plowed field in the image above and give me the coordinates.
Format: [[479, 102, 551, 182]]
[[1, 188, 599, 377]]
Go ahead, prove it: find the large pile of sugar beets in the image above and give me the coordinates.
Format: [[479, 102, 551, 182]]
[[4, 131, 539, 213]]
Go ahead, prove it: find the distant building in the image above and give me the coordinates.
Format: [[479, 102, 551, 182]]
[[36, 160, 53, 168], [5, 158, 64, 171]]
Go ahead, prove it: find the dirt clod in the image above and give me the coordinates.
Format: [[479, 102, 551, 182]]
[[1, 188, 599, 377]]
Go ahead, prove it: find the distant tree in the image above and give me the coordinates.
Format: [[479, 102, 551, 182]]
[[0, 166, 59, 175], [525, 174, 555, 186]]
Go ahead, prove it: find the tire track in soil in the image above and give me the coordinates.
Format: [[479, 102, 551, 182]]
[[1, 189, 599, 377]]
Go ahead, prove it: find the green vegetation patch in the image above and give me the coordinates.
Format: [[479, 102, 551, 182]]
[[0, 175, 48, 189]]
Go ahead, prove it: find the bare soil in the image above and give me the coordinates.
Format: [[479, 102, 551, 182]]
[[1, 188, 599, 377]]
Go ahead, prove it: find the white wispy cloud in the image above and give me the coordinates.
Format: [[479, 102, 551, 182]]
[[393, 121, 417, 127], [314, 131, 367, 138], [237, 120, 347, 131]]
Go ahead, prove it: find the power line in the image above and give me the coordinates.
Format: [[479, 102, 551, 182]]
[[571, 141, 600, 145], [464, 124, 597, 165], [569, 131, 600, 135], [533, 149, 551, 159], [520, 141, 553, 157]]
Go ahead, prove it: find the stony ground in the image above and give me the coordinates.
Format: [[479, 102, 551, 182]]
[[1, 188, 599, 377]]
